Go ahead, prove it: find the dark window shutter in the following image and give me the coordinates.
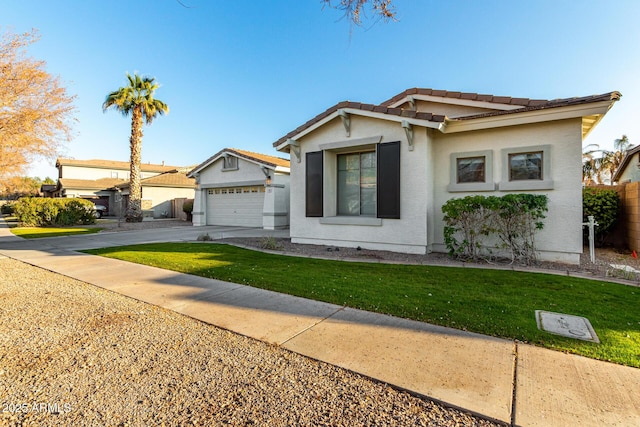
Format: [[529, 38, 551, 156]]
[[306, 151, 323, 217], [377, 141, 400, 219]]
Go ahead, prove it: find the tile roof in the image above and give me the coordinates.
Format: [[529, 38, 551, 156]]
[[451, 91, 622, 121], [229, 148, 291, 168], [273, 88, 621, 147], [189, 148, 290, 176], [58, 177, 126, 190], [56, 158, 180, 173], [379, 87, 551, 108], [116, 170, 196, 188], [273, 100, 446, 147]]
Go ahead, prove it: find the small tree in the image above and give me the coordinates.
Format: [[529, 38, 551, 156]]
[[182, 198, 194, 222], [0, 29, 76, 180], [583, 187, 620, 246]]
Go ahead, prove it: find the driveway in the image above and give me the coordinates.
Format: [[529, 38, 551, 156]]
[[0, 223, 289, 252]]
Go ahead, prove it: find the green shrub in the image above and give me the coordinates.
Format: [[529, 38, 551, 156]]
[[582, 187, 620, 246], [182, 199, 194, 214], [182, 198, 194, 221], [57, 198, 96, 225], [442, 194, 548, 265], [13, 197, 96, 226]]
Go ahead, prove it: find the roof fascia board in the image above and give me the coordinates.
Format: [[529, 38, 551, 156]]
[[274, 165, 291, 173], [442, 102, 614, 134], [387, 94, 523, 111], [189, 150, 284, 176], [230, 151, 282, 170]]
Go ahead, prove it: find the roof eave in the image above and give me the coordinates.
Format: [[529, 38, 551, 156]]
[[442, 100, 618, 134], [385, 93, 525, 112], [276, 108, 443, 148]]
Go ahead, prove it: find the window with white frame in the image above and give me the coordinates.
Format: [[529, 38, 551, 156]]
[[447, 150, 494, 192], [499, 145, 553, 191]]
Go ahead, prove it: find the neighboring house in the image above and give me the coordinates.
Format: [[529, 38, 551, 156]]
[[40, 184, 56, 198], [115, 169, 196, 219], [274, 87, 621, 264], [188, 148, 290, 229], [52, 158, 187, 217], [612, 145, 640, 183]]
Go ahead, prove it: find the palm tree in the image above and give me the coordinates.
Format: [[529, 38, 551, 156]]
[[582, 136, 634, 185], [582, 144, 602, 185], [103, 73, 169, 222], [604, 135, 632, 182]]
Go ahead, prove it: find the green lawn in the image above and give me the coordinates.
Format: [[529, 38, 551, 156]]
[[84, 242, 640, 368], [12, 226, 103, 239]]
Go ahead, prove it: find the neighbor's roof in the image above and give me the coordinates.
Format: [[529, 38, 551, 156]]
[[273, 88, 621, 148], [115, 170, 196, 189], [56, 158, 180, 173], [612, 145, 640, 183], [58, 177, 126, 190], [189, 148, 290, 176]]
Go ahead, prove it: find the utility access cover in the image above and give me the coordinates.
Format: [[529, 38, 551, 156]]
[[535, 310, 600, 343]]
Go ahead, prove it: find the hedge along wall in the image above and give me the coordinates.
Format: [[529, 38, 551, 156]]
[[588, 183, 640, 251]]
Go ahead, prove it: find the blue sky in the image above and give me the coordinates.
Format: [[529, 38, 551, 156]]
[[5, 0, 640, 179]]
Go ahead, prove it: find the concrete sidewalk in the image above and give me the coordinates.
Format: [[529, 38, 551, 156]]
[[1, 218, 638, 426]]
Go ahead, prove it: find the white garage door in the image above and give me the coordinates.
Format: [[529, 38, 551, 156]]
[[206, 186, 265, 227]]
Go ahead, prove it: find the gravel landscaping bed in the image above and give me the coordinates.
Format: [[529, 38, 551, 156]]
[[0, 257, 501, 427], [218, 237, 640, 284]]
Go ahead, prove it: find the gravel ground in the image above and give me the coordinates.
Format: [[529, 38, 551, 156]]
[[0, 256, 501, 427]]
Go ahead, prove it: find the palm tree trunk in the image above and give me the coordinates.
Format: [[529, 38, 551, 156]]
[[127, 106, 144, 222]]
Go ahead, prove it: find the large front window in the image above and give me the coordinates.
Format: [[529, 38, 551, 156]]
[[337, 152, 376, 216]]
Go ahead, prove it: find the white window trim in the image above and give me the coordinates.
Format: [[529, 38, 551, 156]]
[[447, 150, 495, 192], [499, 144, 554, 191], [320, 216, 382, 226]]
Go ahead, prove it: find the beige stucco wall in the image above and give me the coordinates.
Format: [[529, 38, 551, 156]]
[[289, 114, 584, 263], [413, 100, 495, 118], [141, 186, 195, 218], [289, 115, 431, 254], [432, 119, 583, 263]]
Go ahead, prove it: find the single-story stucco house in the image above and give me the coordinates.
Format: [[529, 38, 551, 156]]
[[188, 148, 290, 229], [274, 87, 621, 264], [115, 169, 196, 219]]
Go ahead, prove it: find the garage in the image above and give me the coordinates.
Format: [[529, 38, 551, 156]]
[[206, 186, 266, 227], [188, 148, 290, 229]]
